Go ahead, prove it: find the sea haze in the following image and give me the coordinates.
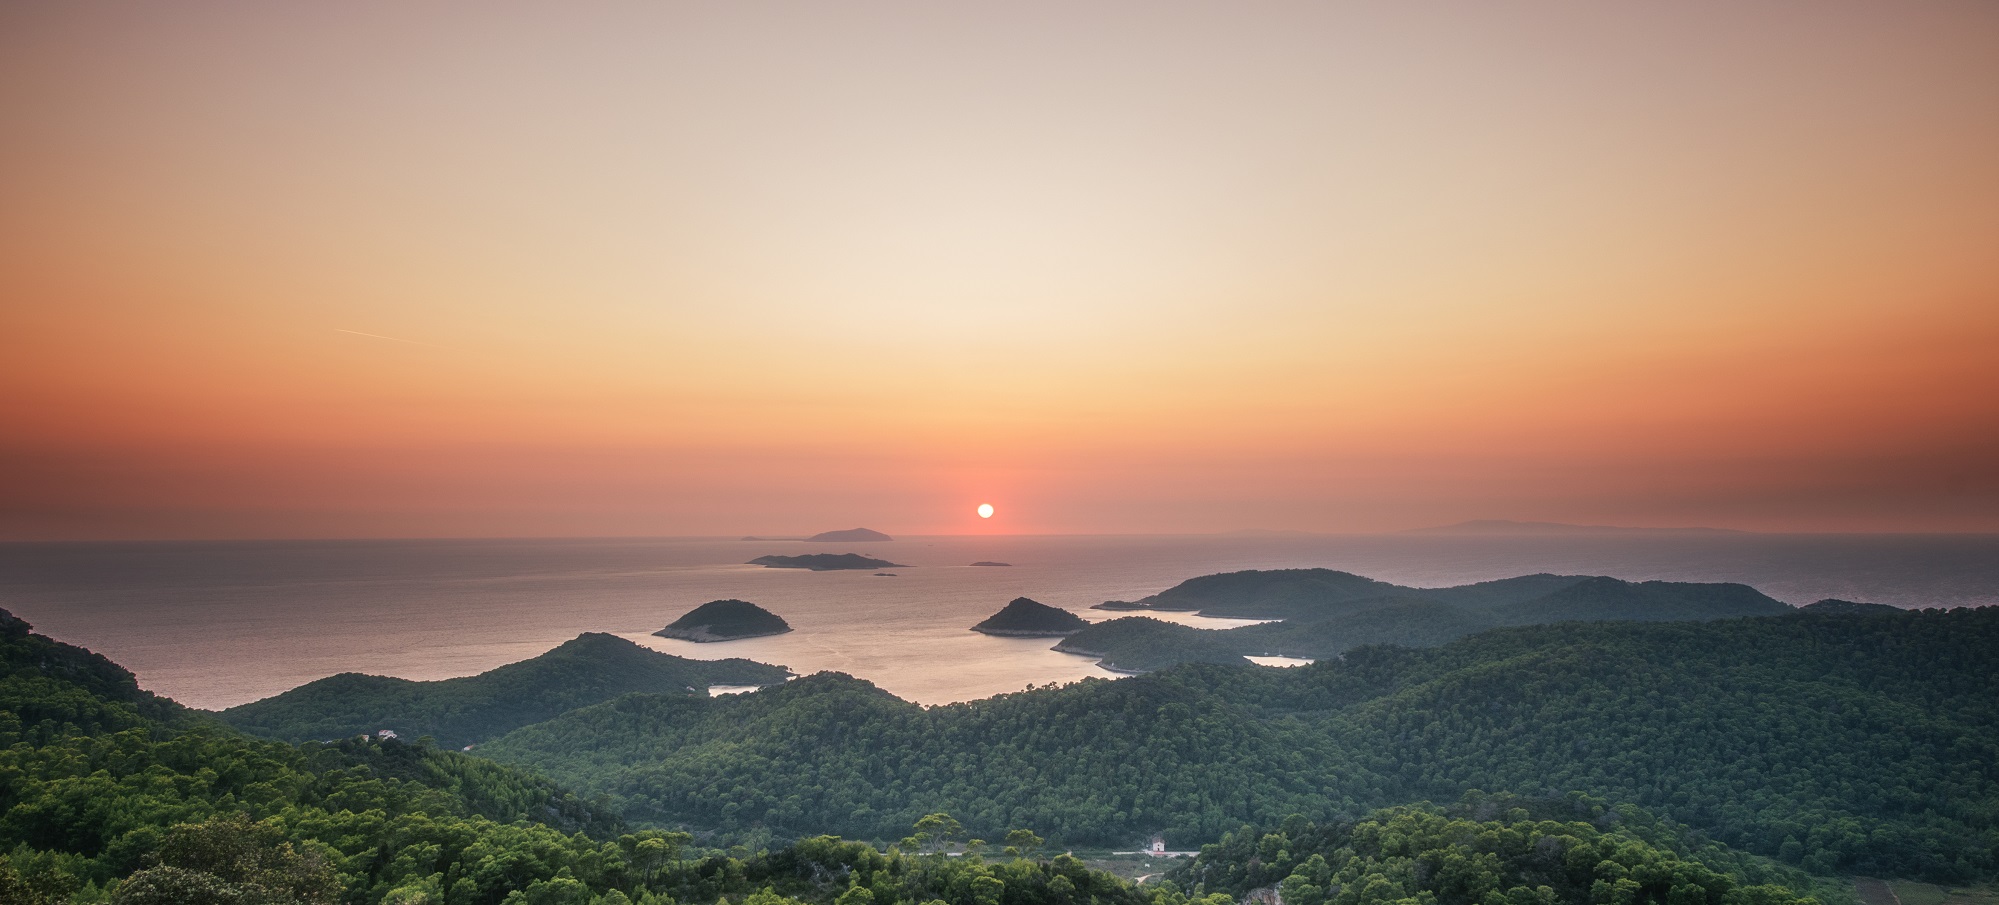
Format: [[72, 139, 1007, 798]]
[[1, 532, 1994, 711]]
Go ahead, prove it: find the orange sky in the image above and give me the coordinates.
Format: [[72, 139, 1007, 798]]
[[3, 1, 1997, 539]]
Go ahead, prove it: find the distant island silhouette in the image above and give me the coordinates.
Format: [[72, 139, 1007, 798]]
[[1407, 519, 1746, 536], [655, 599, 793, 641], [1071, 567, 1796, 673], [806, 528, 893, 542], [749, 553, 906, 571], [1799, 598, 1905, 615], [969, 561, 1012, 567]]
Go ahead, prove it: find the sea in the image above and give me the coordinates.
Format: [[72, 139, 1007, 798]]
[[2, 532, 1995, 712]]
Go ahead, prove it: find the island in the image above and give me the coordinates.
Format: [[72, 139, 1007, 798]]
[[970, 597, 1089, 636], [969, 561, 1012, 567], [1405, 519, 1746, 536], [1067, 568, 1799, 672], [749, 553, 907, 571], [654, 599, 793, 641], [805, 527, 893, 542]]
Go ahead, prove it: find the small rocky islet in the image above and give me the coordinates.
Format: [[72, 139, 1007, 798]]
[[970, 597, 1090, 637], [654, 599, 793, 642], [749, 553, 906, 571]]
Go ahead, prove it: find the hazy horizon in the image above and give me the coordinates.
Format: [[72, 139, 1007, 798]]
[[5, 1, 1996, 540], [9, 522, 1999, 545]]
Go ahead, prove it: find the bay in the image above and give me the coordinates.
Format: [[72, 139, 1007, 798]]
[[1, 532, 1993, 710]]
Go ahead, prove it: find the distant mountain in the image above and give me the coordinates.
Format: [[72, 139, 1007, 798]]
[[655, 598, 793, 641], [1799, 598, 1907, 616], [1403, 573, 1597, 609], [805, 527, 893, 542], [970, 597, 1089, 636], [219, 633, 790, 747], [1488, 576, 1791, 624], [1066, 568, 1791, 671], [750, 552, 906, 570], [1407, 519, 1747, 536]]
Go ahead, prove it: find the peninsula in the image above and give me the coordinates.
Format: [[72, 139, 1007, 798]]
[[1798, 598, 1906, 616], [220, 632, 790, 747], [970, 597, 1089, 636], [1053, 616, 1253, 673], [749, 553, 905, 571], [654, 599, 793, 641], [1069, 568, 1798, 672]]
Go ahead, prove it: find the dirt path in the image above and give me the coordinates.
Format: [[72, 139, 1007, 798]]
[[1856, 878, 1903, 905]]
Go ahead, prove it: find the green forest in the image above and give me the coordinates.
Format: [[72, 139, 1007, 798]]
[[0, 602, 1693, 905], [1169, 793, 1839, 905], [1, 606, 1162, 905], [5, 596, 1994, 904], [478, 609, 1999, 882]]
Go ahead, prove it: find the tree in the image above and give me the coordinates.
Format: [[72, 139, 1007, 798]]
[[1004, 829, 1047, 858], [904, 814, 965, 854], [114, 814, 340, 905]]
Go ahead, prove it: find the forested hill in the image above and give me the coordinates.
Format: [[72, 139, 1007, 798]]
[[1053, 616, 1254, 671], [220, 632, 791, 747], [1066, 571, 1797, 670], [479, 608, 1999, 882], [1093, 569, 1790, 621], [0, 607, 1203, 905], [1, 606, 189, 735], [0, 606, 632, 901]]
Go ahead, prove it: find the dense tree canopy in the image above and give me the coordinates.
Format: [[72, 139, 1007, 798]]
[[0, 606, 1228, 905], [1164, 794, 1835, 905], [481, 609, 1999, 882], [5, 596, 1987, 904]]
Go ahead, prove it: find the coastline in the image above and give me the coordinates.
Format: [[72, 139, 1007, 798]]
[[652, 626, 794, 643]]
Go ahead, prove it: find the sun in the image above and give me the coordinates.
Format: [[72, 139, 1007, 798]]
[[977, 503, 994, 519]]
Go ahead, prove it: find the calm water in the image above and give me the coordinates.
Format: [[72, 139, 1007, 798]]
[[1, 533, 1994, 710]]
